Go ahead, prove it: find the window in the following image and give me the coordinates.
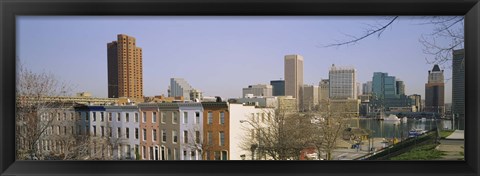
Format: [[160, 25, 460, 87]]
[[214, 151, 221, 160], [126, 128, 130, 139], [172, 130, 178, 143], [220, 112, 225, 124], [101, 112, 104, 122], [221, 151, 228, 160], [93, 125, 97, 136], [126, 113, 129, 122], [191, 151, 196, 160], [195, 131, 200, 144], [85, 112, 89, 122], [63, 113, 67, 121], [143, 129, 147, 141], [135, 113, 139, 123], [195, 112, 200, 124], [162, 130, 167, 142], [208, 112, 213, 124], [117, 113, 121, 122], [161, 112, 166, 123], [91, 112, 96, 122], [183, 130, 188, 144], [135, 145, 139, 159], [153, 129, 157, 141], [183, 112, 188, 124], [142, 146, 146, 159], [207, 131, 213, 145], [108, 113, 112, 122], [135, 128, 139, 139], [219, 131, 225, 146], [172, 112, 178, 124], [117, 127, 121, 138], [152, 112, 157, 123], [109, 127, 112, 137], [101, 126, 105, 137], [143, 112, 147, 123]]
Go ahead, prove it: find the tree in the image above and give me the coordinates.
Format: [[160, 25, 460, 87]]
[[325, 16, 464, 67], [16, 64, 71, 160], [16, 64, 119, 160], [239, 107, 304, 160], [307, 99, 354, 160]]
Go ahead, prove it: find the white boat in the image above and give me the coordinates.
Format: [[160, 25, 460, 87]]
[[383, 114, 400, 121]]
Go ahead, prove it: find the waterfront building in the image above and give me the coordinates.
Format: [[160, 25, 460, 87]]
[[452, 49, 465, 119], [284, 54, 304, 108], [425, 64, 445, 114], [408, 94, 422, 112], [242, 84, 273, 97], [329, 64, 356, 99], [371, 72, 410, 111], [270, 80, 285, 96], [107, 34, 143, 100], [202, 102, 230, 160]]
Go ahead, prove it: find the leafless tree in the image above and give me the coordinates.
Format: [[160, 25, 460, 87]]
[[324, 16, 464, 67], [309, 99, 354, 160], [239, 107, 313, 160], [16, 64, 71, 160]]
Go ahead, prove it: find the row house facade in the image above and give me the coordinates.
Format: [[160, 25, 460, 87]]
[[27, 102, 230, 160], [201, 102, 229, 160]]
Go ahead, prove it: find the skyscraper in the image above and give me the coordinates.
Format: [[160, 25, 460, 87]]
[[270, 80, 285, 96], [452, 49, 465, 119], [107, 34, 143, 100], [372, 72, 397, 99], [362, 81, 373, 95], [425, 64, 445, 114], [302, 84, 319, 111], [396, 80, 405, 95], [284, 55, 304, 107], [329, 64, 356, 99]]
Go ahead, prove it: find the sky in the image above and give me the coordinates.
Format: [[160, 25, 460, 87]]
[[17, 16, 463, 103]]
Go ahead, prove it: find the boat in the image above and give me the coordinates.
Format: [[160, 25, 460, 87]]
[[383, 114, 400, 122], [408, 128, 427, 137], [401, 117, 408, 123]]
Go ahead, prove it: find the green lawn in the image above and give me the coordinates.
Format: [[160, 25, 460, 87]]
[[390, 144, 445, 160], [439, 130, 455, 138]]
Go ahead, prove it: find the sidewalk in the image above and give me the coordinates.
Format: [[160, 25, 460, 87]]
[[436, 130, 464, 160]]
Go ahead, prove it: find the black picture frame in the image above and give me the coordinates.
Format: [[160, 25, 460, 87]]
[[1, 0, 479, 176]]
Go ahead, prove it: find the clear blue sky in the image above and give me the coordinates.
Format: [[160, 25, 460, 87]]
[[17, 16, 462, 103]]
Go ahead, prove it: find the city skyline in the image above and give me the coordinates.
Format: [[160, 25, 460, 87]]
[[17, 16, 462, 103]]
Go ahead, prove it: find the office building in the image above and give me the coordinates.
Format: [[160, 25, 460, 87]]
[[329, 64, 356, 99], [302, 84, 319, 111], [362, 81, 373, 95], [425, 64, 445, 114], [452, 49, 465, 119], [270, 80, 285, 96], [284, 55, 304, 107], [169, 78, 202, 101], [396, 80, 405, 95], [242, 84, 273, 98], [319, 79, 330, 102], [107, 34, 143, 100]]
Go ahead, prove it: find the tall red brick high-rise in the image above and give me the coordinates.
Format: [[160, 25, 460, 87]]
[[107, 34, 143, 100]]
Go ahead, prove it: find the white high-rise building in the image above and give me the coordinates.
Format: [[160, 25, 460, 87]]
[[329, 64, 356, 99], [284, 55, 304, 108], [169, 78, 202, 101], [242, 84, 273, 97]]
